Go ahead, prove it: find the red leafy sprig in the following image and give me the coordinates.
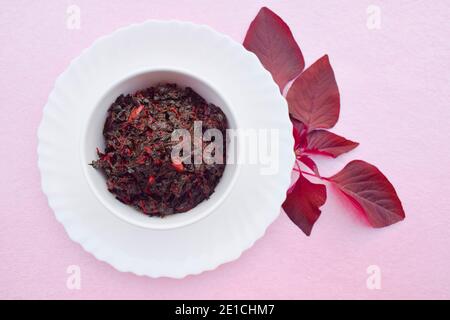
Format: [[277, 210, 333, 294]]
[[305, 130, 359, 158], [243, 7, 305, 91], [282, 174, 326, 236], [326, 160, 405, 228], [244, 7, 405, 235], [287, 55, 340, 130]]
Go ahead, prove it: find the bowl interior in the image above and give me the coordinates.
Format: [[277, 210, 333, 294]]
[[82, 69, 239, 229]]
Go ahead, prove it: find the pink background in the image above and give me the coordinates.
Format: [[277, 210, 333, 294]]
[[1, 0, 449, 299]]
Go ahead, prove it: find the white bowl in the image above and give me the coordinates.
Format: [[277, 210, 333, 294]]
[[81, 68, 240, 229]]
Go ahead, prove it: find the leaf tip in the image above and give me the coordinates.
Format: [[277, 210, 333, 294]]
[[259, 6, 272, 14]]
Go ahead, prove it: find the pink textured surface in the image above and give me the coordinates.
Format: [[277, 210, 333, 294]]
[[1, 0, 449, 299]]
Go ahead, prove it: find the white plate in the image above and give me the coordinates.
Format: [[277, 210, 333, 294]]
[[38, 20, 294, 278]]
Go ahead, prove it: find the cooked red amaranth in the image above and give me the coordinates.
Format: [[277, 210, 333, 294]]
[[91, 84, 228, 216]]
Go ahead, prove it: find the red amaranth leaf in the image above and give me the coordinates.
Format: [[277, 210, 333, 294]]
[[327, 160, 405, 228], [292, 127, 305, 154], [291, 117, 307, 151], [298, 155, 320, 177], [243, 7, 305, 91], [282, 175, 327, 236], [287, 55, 340, 130], [305, 130, 359, 158], [291, 117, 306, 134]]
